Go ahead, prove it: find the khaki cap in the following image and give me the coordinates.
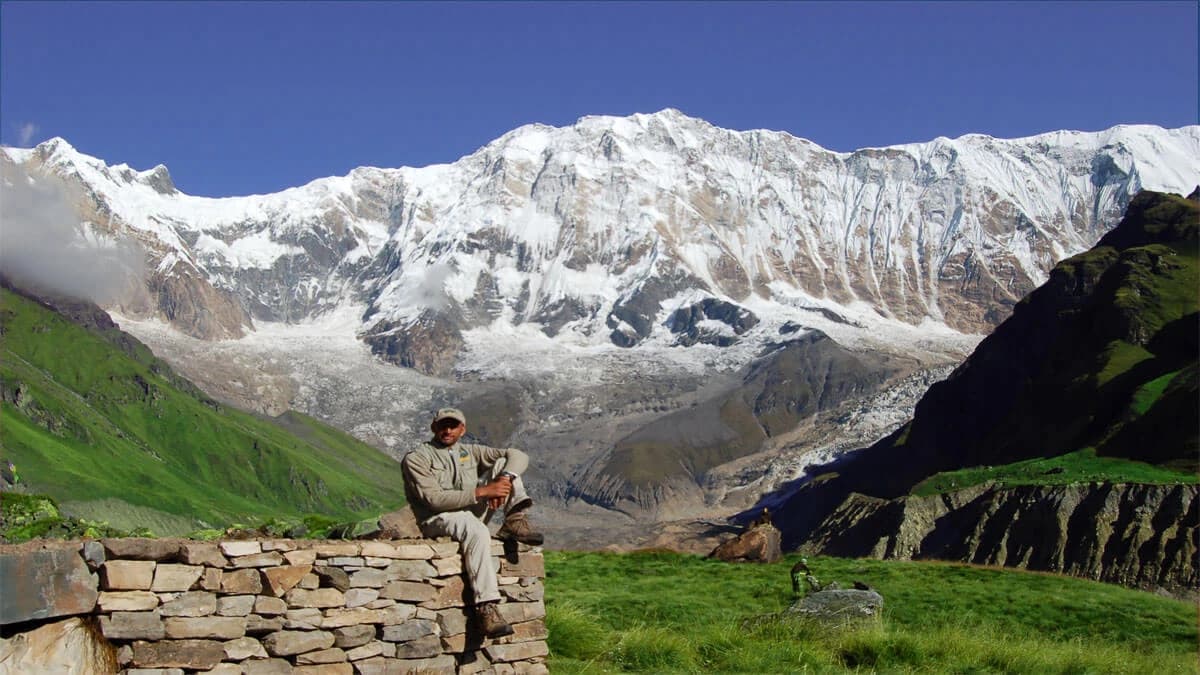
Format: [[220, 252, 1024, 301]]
[[432, 407, 466, 425]]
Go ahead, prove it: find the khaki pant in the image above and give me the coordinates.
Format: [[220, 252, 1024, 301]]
[[419, 459, 529, 604]]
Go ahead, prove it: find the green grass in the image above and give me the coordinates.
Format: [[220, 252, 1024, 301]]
[[0, 288, 406, 537], [1130, 369, 1182, 416], [544, 551, 1198, 674], [911, 448, 1199, 497]]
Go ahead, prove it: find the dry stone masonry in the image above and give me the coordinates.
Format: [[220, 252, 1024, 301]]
[[0, 537, 548, 674]]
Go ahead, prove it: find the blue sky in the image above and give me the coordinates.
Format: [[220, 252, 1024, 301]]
[[2, 1, 1196, 197]]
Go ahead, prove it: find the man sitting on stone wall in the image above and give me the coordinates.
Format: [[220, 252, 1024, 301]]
[[400, 407, 543, 638]]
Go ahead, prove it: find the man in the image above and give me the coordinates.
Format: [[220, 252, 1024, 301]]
[[400, 407, 543, 638]]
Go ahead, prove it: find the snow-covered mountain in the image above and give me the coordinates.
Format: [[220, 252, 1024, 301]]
[[3, 110, 1197, 544], [6, 110, 1197, 372]]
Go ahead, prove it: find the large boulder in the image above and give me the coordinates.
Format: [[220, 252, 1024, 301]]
[[0, 617, 116, 673], [708, 523, 782, 563], [787, 589, 884, 627]]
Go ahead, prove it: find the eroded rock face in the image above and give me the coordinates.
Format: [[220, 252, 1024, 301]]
[[797, 483, 1200, 598], [361, 311, 464, 378], [0, 618, 117, 674]]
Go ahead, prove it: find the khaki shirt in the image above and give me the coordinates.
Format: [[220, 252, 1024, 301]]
[[401, 439, 529, 524]]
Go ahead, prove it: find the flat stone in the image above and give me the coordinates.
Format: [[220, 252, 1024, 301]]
[[244, 614, 284, 635], [254, 595, 287, 615], [284, 550, 318, 566], [284, 607, 324, 629], [181, 543, 228, 568], [230, 551, 285, 568], [391, 653, 456, 673], [429, 542, 460, 557], [436, 608, 468, 636], [296, 647, 348, 664], [262, 540, 297, 552], [294, 664, 353, 675], [313, 565, 351, 591], [500, 582, 544, 603], [151, 564, 203, 592], [102, 538, 182, 561], [345, 588, 380, 607], [382, 559, 437, 581], [160, 590, 217, 617], [117, 644, 134, 665], [333, 624, 376, 649], [219, 541, 262, 557], [497, 601, 545, 624], [310, 542, 360, 557], [131, 639, 224, 669], [366, 599, 394, 609], [224, 635, 269, 660], [327, 556, 366, 566], [362, 557, 392, 568], [380, 618, 438, 643], [262, 629, 336, 656], [498, 553, 544, 578], [98, 590, 159, 612], [241, 657, 294, 674], [199, 567, 223, 591], [262, 564, 312, 596], [419, 576, 466, 609], [100, 610, 164, 640], [220, 568, 262, 594], [164, 616, 247, 639], [349, 568, 390, 588], [432, 557, 462, 576], [298, 573, 321, 589], [381, 580, 437, 603], [205, 665, 243, 675], [378, 603, 417, 625], [101, 559, 156, 591], [217, 595, 256, 616], [320, 608, 382, 628], [484, 640, 549, 662], [501, 619, 549, 643], [286, 587, 345, 608], [393, 634, 442, 659], [344, 641, 383, 660]]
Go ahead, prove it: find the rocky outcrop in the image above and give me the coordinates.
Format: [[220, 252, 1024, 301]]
[[667, 298, 759, 347], [579, 331, 907, 514], [797, 483, 1199, 598], [361, 311, 465, 378], [708, 522, 782, 563]]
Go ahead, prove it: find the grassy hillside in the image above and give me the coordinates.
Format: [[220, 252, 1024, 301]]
[[544, 551, 1198, 673], [0, 286, 406, 535]]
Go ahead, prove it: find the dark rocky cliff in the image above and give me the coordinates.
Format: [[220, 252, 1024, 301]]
[[763, 189, 1199, 592], [799, 483, 1198, 598]]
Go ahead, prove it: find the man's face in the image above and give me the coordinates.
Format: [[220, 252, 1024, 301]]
[[432, 418, 466, 446]]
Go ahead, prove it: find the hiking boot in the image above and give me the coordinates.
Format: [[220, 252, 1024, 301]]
[[477, 601, 514, 638], [496, 510, 544, 546]]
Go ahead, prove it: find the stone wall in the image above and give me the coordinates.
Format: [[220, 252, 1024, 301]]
[[0, 537, 548, 674]]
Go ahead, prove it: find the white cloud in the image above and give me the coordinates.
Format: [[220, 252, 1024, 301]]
[[17, 122, 38, 147]]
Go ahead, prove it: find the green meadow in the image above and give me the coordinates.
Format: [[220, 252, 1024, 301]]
[[544, 550, 1198, 674], [0, 287, 407, 535]]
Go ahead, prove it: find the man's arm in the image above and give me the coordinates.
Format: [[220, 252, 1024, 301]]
[[471, 445, 530, 476]]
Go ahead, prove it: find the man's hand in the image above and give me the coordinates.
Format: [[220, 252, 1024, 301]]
[[475, 475, 512, 509]]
